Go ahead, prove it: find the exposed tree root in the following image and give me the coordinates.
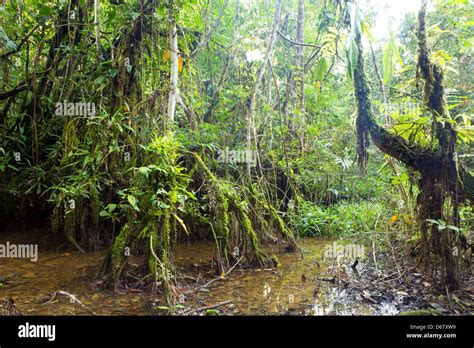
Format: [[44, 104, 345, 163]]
[[98, 146, 297, 302]]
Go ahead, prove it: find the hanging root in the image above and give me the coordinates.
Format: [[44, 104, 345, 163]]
[[234, 201, 267, 266], [190, 151, 297, 269], [215, 184, 231, 272], [259, 197, 297, 251], [110, 222, 133, 287], [353, 31, 371, 172], [99, 145, 297, 301], [151, 211, 173, 297], [64, 208, 85, 254]]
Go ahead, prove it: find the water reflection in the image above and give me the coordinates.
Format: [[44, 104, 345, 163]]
[[0, 232, 397, 315]]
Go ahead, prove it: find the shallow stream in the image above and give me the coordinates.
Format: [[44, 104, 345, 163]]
[[0, 231, 398, 315]]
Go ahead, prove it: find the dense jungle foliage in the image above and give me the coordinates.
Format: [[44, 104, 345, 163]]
[[0, 0, 473, 303]]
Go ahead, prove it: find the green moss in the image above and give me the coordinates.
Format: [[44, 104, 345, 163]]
[[259, 197, 297, 250], [111, 223, 132, 271], [147, 226, 158, 280], [244, 185, 297, 248], [64, 209, 76, 246], [235, 203, 266, 265], [270, 254, 280, 267], [90, 186, 101, 230], [217, 187, 230, 264], [160, 211, 171, 266], [192, 153, 217, 182], [270, 205, 294, 241], [146, 212, 172, 284], [51, 207, 60, 235]]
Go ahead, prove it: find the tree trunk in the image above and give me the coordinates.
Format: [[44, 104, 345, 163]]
[[94, 0, 100, 62], [167, 19, 178, 130], [296, 0, 305, 152], [203, 0, 240, 123], [369, 42, 410, 211], [350, 0, 471, 289], [246, 0, 282, 176]]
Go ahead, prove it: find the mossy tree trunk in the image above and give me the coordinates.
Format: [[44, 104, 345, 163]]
[[351, 0, 473, 289]]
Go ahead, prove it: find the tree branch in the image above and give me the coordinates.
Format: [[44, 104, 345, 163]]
[[277, 30, 321, 48], [191, 0, 229, 56], [0, 85, 28, 100], [0, 24, 40, 59]]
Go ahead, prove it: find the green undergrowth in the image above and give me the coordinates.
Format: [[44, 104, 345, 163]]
[[288, 199, 394, 237]]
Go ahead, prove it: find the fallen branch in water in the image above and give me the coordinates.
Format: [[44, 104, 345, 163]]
[[200, 256, 244, 289], [41, 291, 97, 315], [181, 300, 232, 315]]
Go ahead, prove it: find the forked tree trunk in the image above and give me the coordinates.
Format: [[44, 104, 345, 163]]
[[351, 0, 473, 289]]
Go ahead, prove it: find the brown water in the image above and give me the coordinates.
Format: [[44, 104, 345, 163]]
[[0, 230, 397, 315]]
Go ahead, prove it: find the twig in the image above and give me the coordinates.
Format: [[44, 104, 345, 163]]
[[200, 256, 243, 289], [181, 300, 232, 315], [191, 0, 229, 55], [372, 240, 378, 271], [43, 291, 97, 315], [277, 30, 321, 48]]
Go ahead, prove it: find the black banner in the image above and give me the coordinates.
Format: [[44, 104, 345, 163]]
[[0, 316, 472, 346]]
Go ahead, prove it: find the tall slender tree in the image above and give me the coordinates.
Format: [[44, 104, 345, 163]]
[[296, 0, 305, 151], [246, 0, 282, 176], [167, 6, 179, 130]]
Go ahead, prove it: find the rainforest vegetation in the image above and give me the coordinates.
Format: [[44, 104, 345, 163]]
[[0, 0, 473, 315]]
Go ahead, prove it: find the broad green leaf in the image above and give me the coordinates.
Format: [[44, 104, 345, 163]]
[[447, 225, 460, 232], [314, 57, 328, 82], [345, 38, 359, 80], [382, 24, 403, 85], [138, 166, 151, 176], [361, 20, 375, 42], [347, 2, 363, 36], [127, 194, 140, 212], [382, 41, 394, 84]]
